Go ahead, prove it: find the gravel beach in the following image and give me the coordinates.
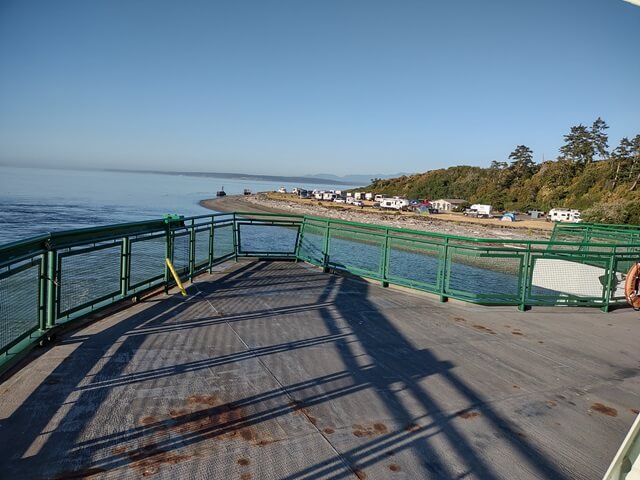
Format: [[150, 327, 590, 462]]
[[200, 194, 551, 241]]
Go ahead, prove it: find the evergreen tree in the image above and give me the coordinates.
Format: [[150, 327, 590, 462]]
[[559, 124, 594, 165], [508, 145, 535, 183], [590, 117, 610, 160]]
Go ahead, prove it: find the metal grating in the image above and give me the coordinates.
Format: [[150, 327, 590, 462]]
[[213, 225, 234, 260], [238, 224, 298, 255], [447, 249, 522, 301], [298, 225, 325, 265], [388, 238, 440, 289], [328, 230, 384, 276], [194, 229, 210, 266], [59, 245, 121, 315], [172, 233, 190, 274], [130, 236, 165, 287], [0, 263, 40, 353]]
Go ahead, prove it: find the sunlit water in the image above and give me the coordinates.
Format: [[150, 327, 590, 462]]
[[0, 166, 332, 245]]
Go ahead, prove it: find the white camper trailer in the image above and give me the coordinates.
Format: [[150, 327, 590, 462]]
[[378, 197, 410, 210], [548, 208, 582, 223], [322, 192, 337, 201], [354, 192, 363, 200], [464, 204, 492, 218], [365, 193, 374, 201]]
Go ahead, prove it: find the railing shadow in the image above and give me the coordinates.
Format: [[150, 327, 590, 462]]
[[0, 260, 571, 479]]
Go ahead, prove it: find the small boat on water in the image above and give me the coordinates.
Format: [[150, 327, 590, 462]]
[[216, 186, 226, 197]]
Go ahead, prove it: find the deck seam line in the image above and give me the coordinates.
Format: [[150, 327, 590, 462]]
[[192, 280, 355, 476]]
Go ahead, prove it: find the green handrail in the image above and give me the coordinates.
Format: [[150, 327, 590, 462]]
[[2, 212, 640, 376]]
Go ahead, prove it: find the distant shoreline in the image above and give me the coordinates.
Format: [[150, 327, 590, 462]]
[[199, 194, 550, 240]]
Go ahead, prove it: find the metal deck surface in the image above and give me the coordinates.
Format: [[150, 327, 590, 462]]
[[1, 260, 639, 480]]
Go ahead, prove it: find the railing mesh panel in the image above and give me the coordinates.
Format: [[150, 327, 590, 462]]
[[195, 229, 210, 266], [172, 233, 190, 273], [298, 224, 325, 265], [447, 250, 522, 301], [528, 253, 609, 304], [388, 238, 440, 289], [238, 224, 298, 254], [130, 236, 165, 287], [0, 263, 40, 353], [214, 225, 234, 259], [59, 245, 121, 315], [328, 230, 384, 276]]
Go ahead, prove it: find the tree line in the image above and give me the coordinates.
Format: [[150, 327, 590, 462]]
[[365, 118, 640, 224]]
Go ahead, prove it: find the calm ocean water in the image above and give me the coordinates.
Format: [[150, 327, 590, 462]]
[[0, 166, 332, 246]]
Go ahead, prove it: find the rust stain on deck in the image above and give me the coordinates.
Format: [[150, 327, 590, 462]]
[[472, 324, 496, 334], [352, 422, 388, 437], [457, 409, 480, 420], [127, 443, 193, 477], [388, 463, 401, 472], [591, 403, 618, 417]]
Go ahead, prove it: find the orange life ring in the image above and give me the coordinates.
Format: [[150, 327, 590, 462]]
[[625, 262, 640, 310]]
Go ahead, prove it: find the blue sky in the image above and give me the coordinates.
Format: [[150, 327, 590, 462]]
[[0, 0, 638, 176]]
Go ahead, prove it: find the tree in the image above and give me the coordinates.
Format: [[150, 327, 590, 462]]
[[630, 134, 640, 191], [559, 118, 610, 166], [489, 160, 508, 170], [610, 134, 640, 191], [610, 137, 633, 189], [559, 124, 594, 165], [508, 145, 535, 183], [591, 117, 609, 160]]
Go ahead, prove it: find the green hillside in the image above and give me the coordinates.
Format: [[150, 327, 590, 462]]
[[362, 119, 640, 224]]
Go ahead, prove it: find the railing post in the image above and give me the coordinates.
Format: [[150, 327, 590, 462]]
[[294, 218, 304, 262], [322, 220, 331, 273], [164, 224, 172, 294], [208, 219, 215, 273], [120, 237, 130, 298], [601, 248, 616, 313], [188, 221, 195, 282], [233, 213, 239, 262], [45, 249, 57, 328], [518, 244, 531, 312], [438, 237, 449, 302], [38, 254, 48, 331], [381, 229, 390, 287]]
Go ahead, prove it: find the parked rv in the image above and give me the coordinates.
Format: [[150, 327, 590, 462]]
[[464, 204, 492, 218], [322, 192, 337, 201], [548, 208, 582, 223], [365, 193, 374, 201], [378, 197, 410, 210]]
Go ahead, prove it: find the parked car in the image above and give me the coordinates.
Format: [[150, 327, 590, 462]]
[[353, 200, 364, 207], [334, 198, 346, 204]]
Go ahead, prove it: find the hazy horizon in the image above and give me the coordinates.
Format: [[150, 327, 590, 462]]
[[1, 1, 639, 176]]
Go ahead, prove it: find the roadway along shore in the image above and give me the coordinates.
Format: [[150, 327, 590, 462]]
[[199, 194, 551, 241]]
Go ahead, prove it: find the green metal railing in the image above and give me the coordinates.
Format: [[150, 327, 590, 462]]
[[1, 213, 639, 373]]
